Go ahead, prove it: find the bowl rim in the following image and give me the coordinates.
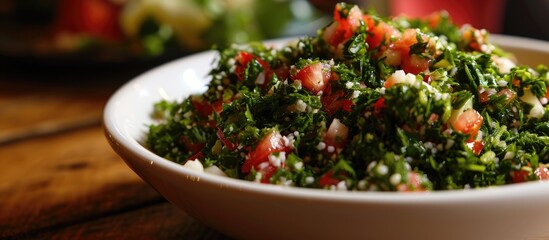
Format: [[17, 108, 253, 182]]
[[103, 34, 549, 204]]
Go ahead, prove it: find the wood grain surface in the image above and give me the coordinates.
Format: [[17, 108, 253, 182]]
[[0, 71, 228, 239]]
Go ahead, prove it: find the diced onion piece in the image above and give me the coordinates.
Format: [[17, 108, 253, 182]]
[[384, 70, 417, 88], [182, 159, 204, 173], [520, 88, 545, 119], [492, 56, 516, 74], [204, 165, 227, 177], [324, 118, 349, 148]]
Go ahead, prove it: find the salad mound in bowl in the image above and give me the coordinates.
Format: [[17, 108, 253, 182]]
[[104, 2, 549, 239], [147, 3, 549, 191]]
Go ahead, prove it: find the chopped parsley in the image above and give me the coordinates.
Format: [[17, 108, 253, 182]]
[[147, 3, 549, 191]]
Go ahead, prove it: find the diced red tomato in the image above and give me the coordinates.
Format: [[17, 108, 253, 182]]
[[401, 54, 431, 75], [216, 128, 237, 151], [391, 29, 418, 51], [545, 86, 549, 99], [389, 29, 432, 74], [479, 89, 495, 103], [293, 62, 331, 94], [319, 85, 354, 115], [534, 165, 549, 181], [362, 14, 376, 31], [235, 51, 257, 74], [241, 130, 291, 173], [324, 20, 352, 47], [373, 98, 385, 113], [191, 98, 223, 118], [235, 51, 255, 66], [191, 98, 213, 117], [467, 140, 484, 156], [322, 20, 339, 45], [341, 5, 364, 31], [423, 75, 431, 84], [319, 170, 343, 187], [321, 88, 344, 116], [324, 118, 349, 149], [323, 5, 363, 46], [426, 113, 439, 124], [383, 74, 400, 89], [511, 170, 529, 183], [235, 51, 255, 81], [234, 51, 271, 86], [180, 136, 205, 155], [461, 26, 488, 52], [271, 65, 290, 83], [366, 21, 400, 50], [497, 88, 515, 104], [212, 100, 223, 114], [54, 0, 123, 41], [396, 172, 427, 192], [480, 88, 514, 104], [452, 109, 483, 142], [342, 99, 354, 112], [512, 78, 521, 87], [259, 165, 279, 183]]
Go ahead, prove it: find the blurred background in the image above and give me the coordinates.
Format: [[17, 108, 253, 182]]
[[0, 0, 548, 74], [0, 0, 327, 69]]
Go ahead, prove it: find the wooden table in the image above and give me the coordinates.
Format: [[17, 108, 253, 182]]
[[0, 63, 228, 239]]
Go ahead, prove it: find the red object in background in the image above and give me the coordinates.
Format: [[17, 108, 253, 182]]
[[390, 0, 506, 33], [54, 0, 123, 41]]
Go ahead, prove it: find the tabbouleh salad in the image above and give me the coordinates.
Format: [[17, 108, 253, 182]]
[[147, 3, 549, 191]]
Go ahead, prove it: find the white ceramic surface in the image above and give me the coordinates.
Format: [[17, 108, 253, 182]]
[[104, 35, 549, 240]]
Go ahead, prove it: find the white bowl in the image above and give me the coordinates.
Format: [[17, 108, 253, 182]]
[[104, 35, 549, 240]]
